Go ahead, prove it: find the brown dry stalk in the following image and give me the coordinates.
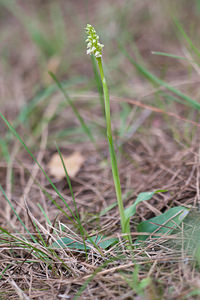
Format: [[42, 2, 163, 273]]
[[114, 96, 200, 128]]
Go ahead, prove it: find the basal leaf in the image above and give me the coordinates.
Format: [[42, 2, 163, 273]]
[[51, 237, 90, 250], [137, 206, 189, 242], [50, 235, 118, 250], [124, 190, 166, 232], [98, 237, 118, 249]]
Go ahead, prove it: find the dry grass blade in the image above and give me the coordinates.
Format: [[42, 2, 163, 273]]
[[1, 1, 200, 299]]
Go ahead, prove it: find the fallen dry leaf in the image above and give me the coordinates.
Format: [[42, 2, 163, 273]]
[[48, 151, 85, 180]]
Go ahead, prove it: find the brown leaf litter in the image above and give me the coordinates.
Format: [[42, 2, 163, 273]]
[[47, 151, 85, 180]]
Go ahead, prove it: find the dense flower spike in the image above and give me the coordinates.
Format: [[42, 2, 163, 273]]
[[86, 24, 104, 58]]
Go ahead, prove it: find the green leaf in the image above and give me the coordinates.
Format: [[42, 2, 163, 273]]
[[137, 206, 189, 242], [51, 237, 90, 250], [98, 237, 118, 249], [50, 235, 118, 250], [124, 190, 166, 232]]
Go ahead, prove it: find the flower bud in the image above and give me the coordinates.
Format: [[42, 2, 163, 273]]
[[86, 24, 104, 58]]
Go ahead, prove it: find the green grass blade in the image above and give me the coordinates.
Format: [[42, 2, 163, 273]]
[[0, 184, 37, 243], [40, 187, 75, 223], [32, 146, 103, 255], [19, 162, 76, 226], [55, 144, 89, 254], [151, 51, 188, 61], [0, 226, 72, 272], [32, 218, 48, 247], [49, 72, 95, 144], [55, 144, 79, 220], [121, 47, 200, 110], [173, 17, 200, 59], [0, 138, 10, 162], [0, 264, 12, 280], [18, 85, 56, 123], [37, 203, 52, 226], [0, 111, 78, 224], [0, 226, 48, 258]]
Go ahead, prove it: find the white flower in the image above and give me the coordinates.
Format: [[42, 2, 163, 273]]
[[85, 24, 104, 58]]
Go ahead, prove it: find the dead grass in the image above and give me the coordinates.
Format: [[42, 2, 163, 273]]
[[1, 0, 200, 299]]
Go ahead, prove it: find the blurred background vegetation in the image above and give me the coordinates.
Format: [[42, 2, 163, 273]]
[[1, 0, 200, 154], [1, 0, 200, 101]]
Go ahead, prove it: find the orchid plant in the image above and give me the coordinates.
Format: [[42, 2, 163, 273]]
[[86, 24, 128, 236]]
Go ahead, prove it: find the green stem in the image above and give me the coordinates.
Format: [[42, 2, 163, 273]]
[[97, 58, 127, 234]]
